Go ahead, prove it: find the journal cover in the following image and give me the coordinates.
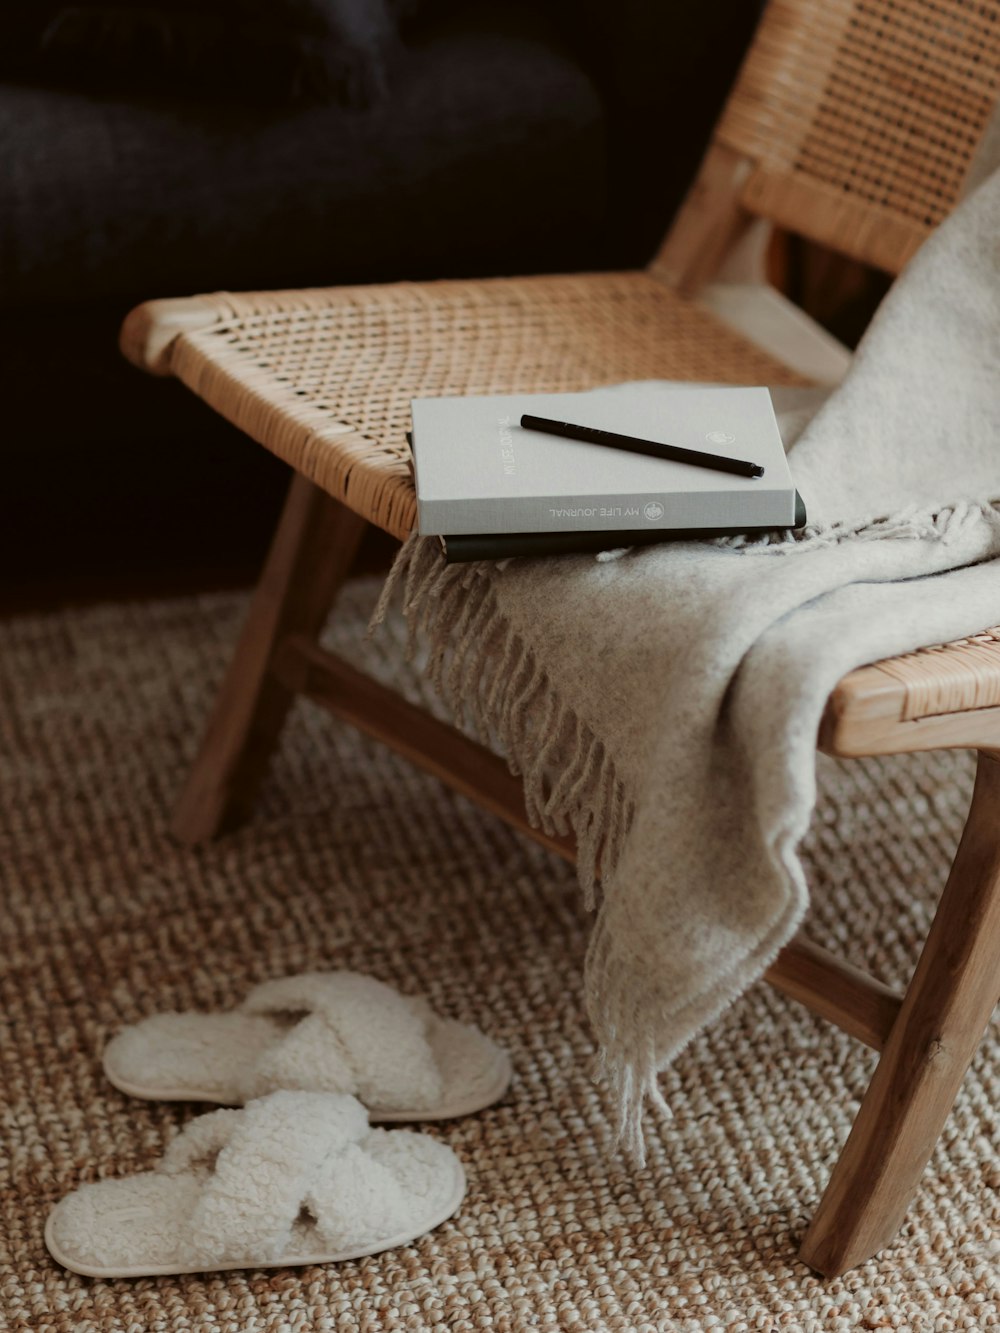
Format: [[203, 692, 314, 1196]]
[[411, 383, 797, 536]]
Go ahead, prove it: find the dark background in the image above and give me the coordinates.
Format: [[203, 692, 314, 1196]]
[[1, 0, 771, 605]]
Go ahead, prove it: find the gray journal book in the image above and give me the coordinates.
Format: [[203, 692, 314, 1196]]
[[411, 383, 797, 536]]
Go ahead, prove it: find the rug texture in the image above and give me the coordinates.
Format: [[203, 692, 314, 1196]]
[[1, 582, 998, 1331]]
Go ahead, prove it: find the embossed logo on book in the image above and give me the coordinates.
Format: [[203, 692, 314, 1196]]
[[643, 501, 665, 522], [706, 430, 736, 444]]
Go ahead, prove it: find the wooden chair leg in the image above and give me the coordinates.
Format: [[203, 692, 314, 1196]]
[[799, 748, 1000, 1276], [171, 473, 369, 843]]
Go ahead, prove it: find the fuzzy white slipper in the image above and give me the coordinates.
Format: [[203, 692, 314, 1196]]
[[45, 1091, 466, 1277], [102, 972, 511, 1120]]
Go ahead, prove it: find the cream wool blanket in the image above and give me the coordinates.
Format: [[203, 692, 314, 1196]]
[[379, 166, 1000, 1151]]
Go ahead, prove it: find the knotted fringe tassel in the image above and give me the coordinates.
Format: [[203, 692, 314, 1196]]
[[721, 497, 1000, 554], [585, 912, 680, 1164], [374, 537, 650, 1148]]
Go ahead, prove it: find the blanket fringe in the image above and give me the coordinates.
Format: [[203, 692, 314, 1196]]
[[719, 497, 1000, 553], [373, 536, 824, 1161], [584, 905, 696, 1163], [374, 538, 639, 1090]]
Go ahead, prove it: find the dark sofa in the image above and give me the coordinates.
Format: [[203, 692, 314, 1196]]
[[1, 1, 758, 594]]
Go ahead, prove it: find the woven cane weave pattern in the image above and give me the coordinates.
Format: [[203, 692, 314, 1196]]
[[718, 0, 1000, 269], [2, 584, 997, 1330], [166, 275, 806, 539], [872, 626, 1000, 719], [795, 1, 998, 220]]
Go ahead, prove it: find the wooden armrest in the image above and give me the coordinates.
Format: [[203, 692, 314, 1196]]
[[821, 630, 1000, 757], [119, 296, 229, 375]]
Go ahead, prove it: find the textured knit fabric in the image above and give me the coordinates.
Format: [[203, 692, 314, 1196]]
[[383, 165, 1000, 1151]]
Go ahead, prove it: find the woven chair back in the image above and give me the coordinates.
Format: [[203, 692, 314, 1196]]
[[714, 0, 1000, 272]]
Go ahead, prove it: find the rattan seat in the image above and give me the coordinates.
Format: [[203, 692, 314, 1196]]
[[124, 274, 1000, 751], [123, 272, 806, 541], [122, 0, 1000, 1279]]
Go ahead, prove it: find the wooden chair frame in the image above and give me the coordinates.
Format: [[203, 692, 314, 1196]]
[[127, 3, 1000, 1278]]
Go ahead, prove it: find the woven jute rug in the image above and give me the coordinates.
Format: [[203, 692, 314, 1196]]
[[1, 580, 997, 1332]]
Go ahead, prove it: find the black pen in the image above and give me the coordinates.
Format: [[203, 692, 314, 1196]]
[[519, 414, 765, 479]]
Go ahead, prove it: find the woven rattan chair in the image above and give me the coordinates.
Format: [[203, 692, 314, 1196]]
[[121, 0, 1000, 1275]]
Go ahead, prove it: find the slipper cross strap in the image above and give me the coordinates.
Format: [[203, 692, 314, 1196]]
[[45, 1091, 466, 1277], [102, 971, 511, 1120]]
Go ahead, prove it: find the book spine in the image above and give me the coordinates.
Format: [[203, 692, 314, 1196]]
[[440, 498, 807, 563], [419, 489, 796, 536]]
